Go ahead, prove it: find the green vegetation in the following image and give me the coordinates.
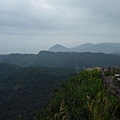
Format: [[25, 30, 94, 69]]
[[1, 63, 120, 120], [0, 63, 75, 120], [37, 70, 120, 120]]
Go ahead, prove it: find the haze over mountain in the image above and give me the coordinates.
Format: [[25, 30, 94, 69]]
[[48, 43, 120, 54]]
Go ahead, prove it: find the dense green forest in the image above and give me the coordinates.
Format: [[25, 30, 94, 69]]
[[0, 63, 75, 120], [1, 51, 120, 69], [0, 63, 120, 120], [36, 70, 120, 120]]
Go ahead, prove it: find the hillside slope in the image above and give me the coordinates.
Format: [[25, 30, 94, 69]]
[[37, 70, 120, 120], [0, 63, 75, 120]]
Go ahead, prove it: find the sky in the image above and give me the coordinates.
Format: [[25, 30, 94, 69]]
[[0, 0, 120, 54]]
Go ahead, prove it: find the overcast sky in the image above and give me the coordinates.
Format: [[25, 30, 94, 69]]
[[0, 0, 120, 54]]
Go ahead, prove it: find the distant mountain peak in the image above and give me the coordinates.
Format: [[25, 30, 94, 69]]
[[48, 44, 69, 52], [70, 43, 94, 52]]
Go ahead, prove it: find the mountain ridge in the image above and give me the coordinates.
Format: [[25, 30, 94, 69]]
[[1, 51, 120, 69], [48, 43, 120, 54]]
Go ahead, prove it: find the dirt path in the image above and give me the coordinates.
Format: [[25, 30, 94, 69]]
[[102, 76, 120, 99]]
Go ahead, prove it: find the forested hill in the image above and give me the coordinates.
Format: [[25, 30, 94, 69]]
[[1, 51, 120, 69], [0, 63, 75, 120]]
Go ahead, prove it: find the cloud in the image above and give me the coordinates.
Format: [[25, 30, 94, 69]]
[[0, 0, 120, 54]]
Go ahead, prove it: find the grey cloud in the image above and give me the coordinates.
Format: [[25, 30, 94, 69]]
[[0, 0, 120, 54]]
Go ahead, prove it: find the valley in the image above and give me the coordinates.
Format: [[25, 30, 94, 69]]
[[0, 50, 120, 120], [0, 63, 75, 120]]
